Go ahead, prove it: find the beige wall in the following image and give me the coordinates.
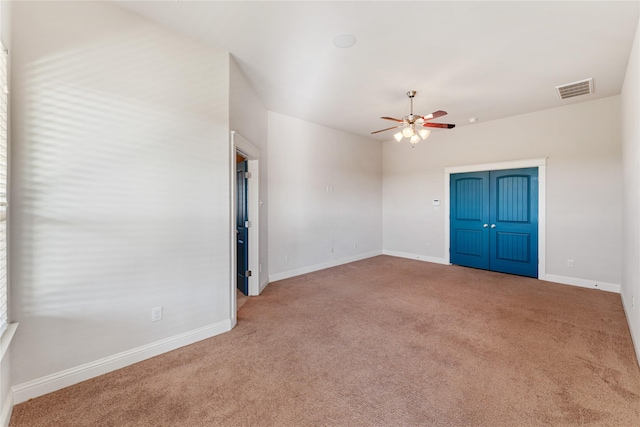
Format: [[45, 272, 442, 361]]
[[268, 112, 382, 280], [621, 16, 640, 365], [383, 96, 622, 287], [9, 1, 231, 391]]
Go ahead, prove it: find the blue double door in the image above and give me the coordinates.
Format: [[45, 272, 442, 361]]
[[450, 168, 538, 278]]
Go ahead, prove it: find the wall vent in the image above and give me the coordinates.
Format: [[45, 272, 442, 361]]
[[555, 78, 593, 100]]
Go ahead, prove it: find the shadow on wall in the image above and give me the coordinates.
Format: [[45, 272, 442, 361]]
[[12, 22, 229, 378]]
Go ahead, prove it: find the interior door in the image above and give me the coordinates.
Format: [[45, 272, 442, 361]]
[[450, 168, 538, 278], [236, 160, 249, 295], [450, 172, 490, 270], [489, 168, 538, 277]]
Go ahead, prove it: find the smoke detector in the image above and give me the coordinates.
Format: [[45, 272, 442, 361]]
[[555, 78, 593, 100]]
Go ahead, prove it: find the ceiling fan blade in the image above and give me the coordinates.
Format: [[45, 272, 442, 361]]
[[422, 110, 448, 121], [380, 116, 405, 123], [422, 122, 456, 129], [371, 125, 403, 134]]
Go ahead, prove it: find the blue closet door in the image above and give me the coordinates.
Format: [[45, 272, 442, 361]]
[[489, 168, 538, 278], [450, 168, 538, 278], [450, 172, 490, 270]]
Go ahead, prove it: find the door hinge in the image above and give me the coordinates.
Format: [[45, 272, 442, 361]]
[[245, 270, 252, 277], [245, 220, 252, 228], [245, 172, 252, 179]]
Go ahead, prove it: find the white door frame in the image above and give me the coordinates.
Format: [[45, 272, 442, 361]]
[[444, 158, 547, 280], [230, 131, 261, 327]]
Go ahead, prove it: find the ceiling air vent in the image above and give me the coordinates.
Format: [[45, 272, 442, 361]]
[[555, 78, 593, 100]]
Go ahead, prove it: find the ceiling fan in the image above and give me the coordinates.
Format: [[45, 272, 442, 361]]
[[372, 90, 455, 146]]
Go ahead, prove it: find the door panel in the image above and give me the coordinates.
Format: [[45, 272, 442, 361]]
[[236, 160, 249, 295], [489, 168, 538, 277], [450, 172, 490, 270], [495, 232, 530, 262], [455, 229, 484, 256], [450, 168, 538, 278]]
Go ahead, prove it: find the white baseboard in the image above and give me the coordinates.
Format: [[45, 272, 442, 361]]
[[12, 319, 232, 404], [381, 252, 620, 294], [269, 250, 383, 282], [382, 250, 449, 265], [543, 274, 620, 293], [620, 290, 640, 368], [0, 390, 12, 427]]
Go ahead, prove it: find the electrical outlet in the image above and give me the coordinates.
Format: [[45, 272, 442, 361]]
[[353, 242, 358, 249], [285, 255, 289, 263], [330, 247, 334, 253], [151, 306, 163, 322], [567, 259, 574, 268]]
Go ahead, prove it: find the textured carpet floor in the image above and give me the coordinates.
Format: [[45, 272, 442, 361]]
[[10, 256, 640, 426]]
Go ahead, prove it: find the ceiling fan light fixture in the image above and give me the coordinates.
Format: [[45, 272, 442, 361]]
[[402, 127, 414, 138], [418, 129, 431, 140], [410, 134, 420, 145], [393, 132, 403, 142]]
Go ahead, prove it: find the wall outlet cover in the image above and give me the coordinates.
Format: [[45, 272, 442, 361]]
[[151, 306, 163, 322]]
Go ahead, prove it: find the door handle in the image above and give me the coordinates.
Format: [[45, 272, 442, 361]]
[[491, 224, 496, 228], [483, 224, 489, 228]]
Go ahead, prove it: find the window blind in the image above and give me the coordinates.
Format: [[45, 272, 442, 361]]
[[0, 44, 8, 336]]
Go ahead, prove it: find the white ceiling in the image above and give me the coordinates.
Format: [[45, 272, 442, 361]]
[[116, 1, 640, 141]]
